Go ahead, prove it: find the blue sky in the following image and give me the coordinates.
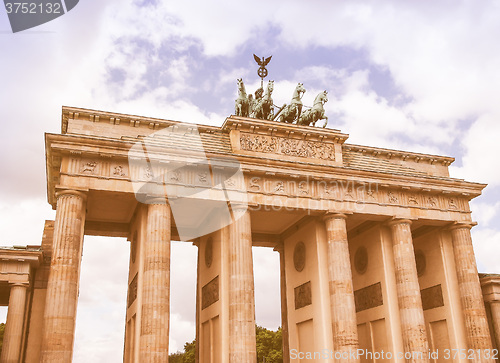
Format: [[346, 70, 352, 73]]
[[1, 0, 500, 361]]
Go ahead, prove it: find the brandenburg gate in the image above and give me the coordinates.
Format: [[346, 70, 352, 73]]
[[0, 102, 499, 362]]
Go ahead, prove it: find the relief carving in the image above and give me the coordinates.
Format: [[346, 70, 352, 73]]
[[354, 246, 368, 275], [354, 282, 383, 312], [198, 172, 208, 183], [298, 181, 309, 195], [274, 181, 285, 193], [427, 196, 438, 208], [113, 165, 126, 176], [293, 241, 306, 272], [202, 276, 219, 310], [448, 198, 458, 210], [127, 274, 138, 308], [388, 191, 398, 204], [82, 161, 97, 173], [294, 281, 312, 310], [421, 284, 444, 310], [240, 133, 335, 161], [249, 177, 261, 192], [408, 194, 419, 205]]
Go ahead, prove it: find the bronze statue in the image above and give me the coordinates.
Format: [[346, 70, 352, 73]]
[[250, 80, 274, 120], [297, 91, 329, 128], [279, 83, 306, 124], [235, 78, 250, 117]]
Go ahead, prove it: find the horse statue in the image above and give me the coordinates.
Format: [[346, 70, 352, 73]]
[[279, 83, 306, 124], [235, 78, 250, 117], [297, 91, 329, 128], [251, 80, 274, 120]]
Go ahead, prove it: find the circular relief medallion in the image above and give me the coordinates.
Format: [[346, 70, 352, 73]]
[[205, 237, 213, 268], [293, 242, 306, 272], [131, 230, 138, 264], [415, 249, 426, 277], [354, 246, 368, 275]]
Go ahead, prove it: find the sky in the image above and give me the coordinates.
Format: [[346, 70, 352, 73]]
[[1, 0, 500, 361]]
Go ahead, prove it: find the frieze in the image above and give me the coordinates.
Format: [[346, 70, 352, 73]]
[[62, 156, 471, 214], [202, 275, 219, 310], [240, 133, 335, 161]]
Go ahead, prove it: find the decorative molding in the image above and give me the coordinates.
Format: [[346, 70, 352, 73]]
[[354, 246, 368, 275], [293, 242, 306, 272], [240, 133, 336, 161]]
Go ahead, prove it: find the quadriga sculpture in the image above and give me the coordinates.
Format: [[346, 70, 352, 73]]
[[235, 78, 250, 117], [297, 91, 329, 128], [250, 80, 274, 120], [279, 83, 306, 124]]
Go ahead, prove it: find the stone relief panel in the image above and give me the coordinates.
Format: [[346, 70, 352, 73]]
[[240, 133, 336, 161], [354, 282, 383, 312], [294, 281, 312, 310], [202, 275, 219, 310], [420, 284, 444, 310], [127, 273, 138, 308]]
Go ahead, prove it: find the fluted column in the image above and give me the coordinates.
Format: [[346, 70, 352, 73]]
[[450, 224, 494, 355], [324, 213, 359, 361], [0, 283, 28, 363], [274, 242, 290, 363], [139, 200, 171, 362], [388, 219, 429, 362], [490, 302, 500, 352], [228, 206, 256, 363], [40, 190, 86, 362]]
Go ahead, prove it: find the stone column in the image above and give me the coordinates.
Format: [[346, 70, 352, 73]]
[[139, 200, 171, 362], [450, 224, 494, 354], [324, 213, 359, 361], [490, 302, 500, 352], [388, 219, 429, 362], [228, 206, 257, 363], [0, 283, 28, 363], [274, 242, 290, 363], [40, 190, 86, 362]]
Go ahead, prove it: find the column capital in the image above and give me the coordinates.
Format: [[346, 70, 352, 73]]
[[55, 189, 88, 201], [143, 195, 170, 205], [9, 282, 29, 290], [448, 221, 477, 231], [229, 202, 248, 213], [387, 217, 413, 227], [323, 212, 350, 222]]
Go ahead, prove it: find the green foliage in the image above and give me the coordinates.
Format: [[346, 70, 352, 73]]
[[0, 323, 4, 356], [168, 326, 283, 363], [168, 339, 196, 363], [256, 326, 283, 363]]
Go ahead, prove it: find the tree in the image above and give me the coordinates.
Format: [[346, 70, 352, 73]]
[[168, 339, 196, 363], [169, 325, 283, 363], [256, 326, 283, 363]]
